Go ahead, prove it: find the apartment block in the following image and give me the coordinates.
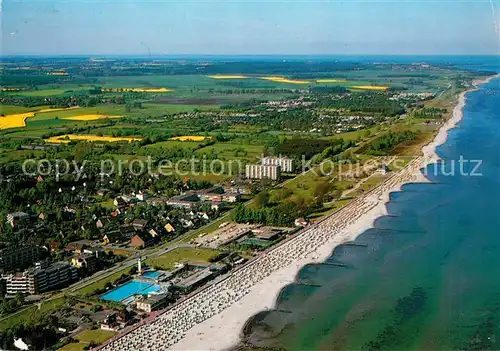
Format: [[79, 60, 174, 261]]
[[0, 246, 44, 273], [245, 164, 281, 180], [2, 262, 77, 295], [262, 156, 294, 173]]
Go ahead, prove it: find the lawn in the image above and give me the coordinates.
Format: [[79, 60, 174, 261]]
[[128, 103, 218, 116], [349, 174, 387, 197], [75, 329, 117, 344], [12, 87, 90, 97], [75, 267, 131, 296], [146, 247, 221, 269], [0, 105, 49, 115], [31, 105, 127, 120], [58, 342, 87, 351], [195, 141, 264, 161], [0, 149, 45, 165], [145, 140, 202, 150], [0, 297, 66, 330]]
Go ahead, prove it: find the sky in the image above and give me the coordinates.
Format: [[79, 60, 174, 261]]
[[2, 0, 499, 55]]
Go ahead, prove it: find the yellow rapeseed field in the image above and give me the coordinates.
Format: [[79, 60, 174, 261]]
[[316, 79, 348, 83], [207, 75, 249, 79], [37, 106, 80, 113], [45, 135, 142, 143], [102, 88, 174, 93], [170, 135, 208, 141], [261, 76, 310, 84], [351, 85, 389, 91], [63, 114, 122, 121], [0, 106, 83, 130], [0, 112, 35, 130]]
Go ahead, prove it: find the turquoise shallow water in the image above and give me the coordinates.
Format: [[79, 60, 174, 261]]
[[241, 78, 500, 350]]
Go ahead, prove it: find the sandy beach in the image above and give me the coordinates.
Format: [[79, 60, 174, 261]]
[[98, 74, 498, 351]]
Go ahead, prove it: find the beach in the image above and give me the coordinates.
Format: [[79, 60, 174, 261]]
[[98, 74, 497, 351]]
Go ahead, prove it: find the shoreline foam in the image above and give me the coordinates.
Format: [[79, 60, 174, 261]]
[[98, 74, 497, 351], [170, 74, 498, 351]]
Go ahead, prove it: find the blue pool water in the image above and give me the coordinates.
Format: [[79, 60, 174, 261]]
[[101, 280, 161, 302], [142, 271, 162, 279]]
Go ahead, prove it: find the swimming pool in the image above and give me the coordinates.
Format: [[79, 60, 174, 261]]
[[100, 280, 161, 302], [142, 271, 162, 279]]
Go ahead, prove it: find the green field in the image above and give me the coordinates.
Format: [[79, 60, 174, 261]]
[[58, 342, 87, 351], [75, 328, 117, 344], [0, 297, 66, 330], [0, 105, 50, 115], [75, 267, 132, 296], [13, 87, 91, 97], [195, 141, 265, 160], [145, 140, 203, 150]]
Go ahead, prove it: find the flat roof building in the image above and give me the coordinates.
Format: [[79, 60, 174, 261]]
[[252, 227, 282, 241], [245, 164, 281, 180], [136, 294, 169, 313], [2, 261, 77, 295], [262, 156, 294, 173], [0, 246, 44, 273], [173, 269, 215, 293]]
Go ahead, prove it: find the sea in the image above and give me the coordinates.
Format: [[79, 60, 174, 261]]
[[240, 58, 500, 350]]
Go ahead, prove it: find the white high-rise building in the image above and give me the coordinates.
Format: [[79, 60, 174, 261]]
[[245, 165, 281, 180], [262, 156, 294, 173]]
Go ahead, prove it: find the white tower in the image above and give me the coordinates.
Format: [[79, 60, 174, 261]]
[[138, 257, 142, 273]]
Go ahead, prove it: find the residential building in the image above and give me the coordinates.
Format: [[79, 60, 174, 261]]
[[2, 262, 77, 295], [3, 270, 35, 295], [130, 233, 155, 249], [100, 312, 119, 331], [136, 294, 169, 313], [65, 240, 92, 254], [132, 219, 148, 231], [294, 218, 308, 227], [135, 192, 149, 201], [71, 254, 98, 273], [35, 262, 78, 293], [221, 192, 241, 202], [113, 197, 127, 209], [245, 164, 281, 180], [102, 231, 125, 245], [164, 223, 176, 233], [96, 188, 110, 197], [262, 156, 294, 172], [0, 278, 6, 297], [0, 246, 44, 273], [38, 212, 55, 221]]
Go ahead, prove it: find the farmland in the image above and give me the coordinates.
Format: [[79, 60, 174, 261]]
[[63, 114, 122, 121], [261, 76, 311, 84], [0, 56, 486, 351], [45, 134, 142, 143]]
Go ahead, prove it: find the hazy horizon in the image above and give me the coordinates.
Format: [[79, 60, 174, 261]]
[[2, 0, 499, 56]]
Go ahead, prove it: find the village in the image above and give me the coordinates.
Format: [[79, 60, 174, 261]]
[[0, 155, 310, 350]]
